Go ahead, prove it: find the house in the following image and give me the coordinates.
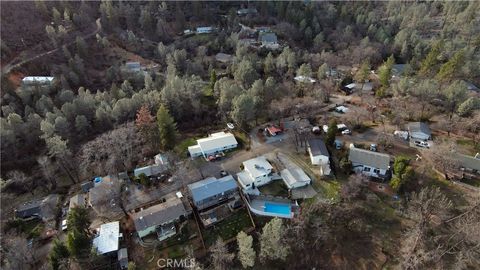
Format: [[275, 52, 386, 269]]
[[133, 164, 167, 179], [254, 26, 270, 33], [407, 122, 431, 141], [69, 194, 87, 210], [349, 145, 390, 178], [266, 125, 282, 136], [237, 8, 258, 16], [307, 139, 331, 175], [188, 175, 238, 211], [125, 62, 141, 72], [281, 168, 311, 189], [15, 194, 59, 221], [215, 53, 233, 64], [92, 221, 121, 255], [258, 32, 279, 49], [154, 153, 169, 166], [22, 76, 55, 86], [392, 64, 406, 79], [343, 82, 373, 92], [15, 200, 42, 219], [88, 175, 123, 216], [80, 181, 94, 193], [118, 248, 128, 269], [237, 156, 274, 190], [294, 76, 316, 83], [132, 197, 187, 240], [196, 27, 213, 34], [462, 80, 480, 94], [455, 153, 480, 176], [188, 131, 238, 158]]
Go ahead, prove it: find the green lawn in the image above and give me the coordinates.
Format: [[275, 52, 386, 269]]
[[313, 179, 341, 201], [174, 138, 197, 157], [202, 209, 253, 247], [258, 180, 289, 197]]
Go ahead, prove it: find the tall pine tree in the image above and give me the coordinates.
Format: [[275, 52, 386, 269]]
[[156, 105, 177, 150]]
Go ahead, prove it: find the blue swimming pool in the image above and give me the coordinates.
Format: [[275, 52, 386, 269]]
[[264, 202, 291, 215]]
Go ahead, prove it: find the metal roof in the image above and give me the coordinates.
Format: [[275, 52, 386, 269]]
[[308, 139, 329, 157], [22, 76, 54, 83], [259, 32, 277, 43], [407, 122, 431, 136], [349, 147, 390, 170], [93, 221, 120, 255], [281, 168, 311, 188], [133, 197, 187, 231], [133, 164, 167, 177], [188, 175, 237, 203], [196, 132, 238, 153], [456, 154, 480, 171]]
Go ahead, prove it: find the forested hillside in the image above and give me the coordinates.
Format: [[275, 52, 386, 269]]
[[0, 2, 479, 268]]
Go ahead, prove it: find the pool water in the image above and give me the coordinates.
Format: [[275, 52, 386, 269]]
[[264, 202, 291, 215]]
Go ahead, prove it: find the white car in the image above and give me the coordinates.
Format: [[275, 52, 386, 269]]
[[341, 129, 352, 135], [227, 123, 235, 129], [414, 140, 430, 148], [61, 220, 67, 231]]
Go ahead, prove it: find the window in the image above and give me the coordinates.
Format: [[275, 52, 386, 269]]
[[363, 167, 371, 172], [373, 169, 380, 174]]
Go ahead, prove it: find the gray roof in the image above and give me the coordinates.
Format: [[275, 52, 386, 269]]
[[308, 139, 329, 157], [188, 175, 238, 203], [134, 164, 167, 177], [15, 200, 42, 218], [392, 64, 406, 75], [349, 147, 390, 170], [133, 197, 187, 231], [259, 32, 277, 43], [407, 122, 431, 136], [456, 154, 480, 171]]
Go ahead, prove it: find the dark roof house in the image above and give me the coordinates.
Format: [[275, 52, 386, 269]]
[[307, 139, 329, 157], [132, 197, 187, 239], [349, 147, 390, 171], [15, 194, 60, 221]]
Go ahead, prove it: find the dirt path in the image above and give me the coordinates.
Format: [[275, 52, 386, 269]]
[[1, 20, 100, 76]]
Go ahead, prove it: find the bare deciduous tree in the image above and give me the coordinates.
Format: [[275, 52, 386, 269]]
[[209, 238, 234, 270]]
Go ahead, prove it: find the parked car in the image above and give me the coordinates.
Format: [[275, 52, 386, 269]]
[[227, 123, 235, 129], [414, 140, 430, 148], [61, 220, 67, 231], [370, 144, 377, 152], [312, 126, 321, 134], [341, 129, 352, 135], [220, 170, 228, 177]]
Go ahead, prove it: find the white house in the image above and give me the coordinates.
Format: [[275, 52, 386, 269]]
[[188, 132, 238, 158], [237, 156, 274, 190], [22, 76, 55, 86], [196, 27, 213, 34], [294, 76, 316, 83], [281, 168, 311, 189], [307, 139, 331, 175], [93, 221, 121, 255], [349, 145, 390, 178], [407, 122, 431, 141]]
